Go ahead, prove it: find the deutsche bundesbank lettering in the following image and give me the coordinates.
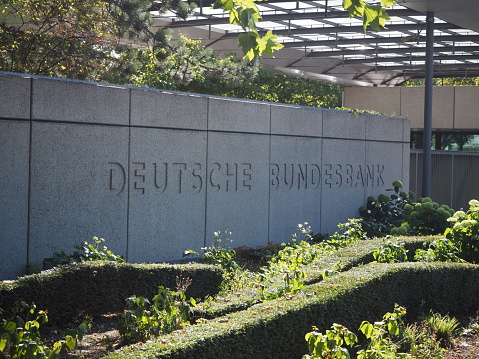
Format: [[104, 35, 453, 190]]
[[108, 162, 385, 194]]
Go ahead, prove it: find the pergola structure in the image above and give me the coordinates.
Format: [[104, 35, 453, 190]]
[[152, 0, 479, 87]]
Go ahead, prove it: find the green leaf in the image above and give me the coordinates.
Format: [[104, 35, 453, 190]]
[[343, 0, 365, 17], [359, 321, 374, 338], [387, 318, 400, 336], [344, 331, 358, 346], [229, 8, 240, 25], [51, 341, 64, 355], [239, 8, 258, 31], [254, 30, 283, 58], [3, 320, 16, 332], [363, 5, 380, 31], [326, 338, 337, 350], [0, 338, 7, 351], [213, 0, 235, 10], [65, 335, 77, 351], [238, 32, 258, 61], [381, 0, 396, 7]]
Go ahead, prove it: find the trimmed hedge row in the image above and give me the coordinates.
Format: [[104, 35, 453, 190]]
[[106, 261, 479, 359], [0, 261, 224, 324], [194, 237, 431, 318]]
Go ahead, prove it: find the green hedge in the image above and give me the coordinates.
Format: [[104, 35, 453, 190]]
[[193, 237, 431, 318], [0, 261, 224, 324], [105, 261, 479, 359]]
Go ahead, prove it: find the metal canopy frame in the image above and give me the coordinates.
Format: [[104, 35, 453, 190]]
[[153, 0, 479, 86]]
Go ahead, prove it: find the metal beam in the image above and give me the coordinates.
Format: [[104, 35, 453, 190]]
[[281, 34, 479, 48], [218, 22, 458, 38], [340, 53, 479, 65], [423, 11, 434, 197], [159, 8, 416, 27], [314, 62, 479, 72], [273, 66, 374, 86], [305, 45, 479, 57]]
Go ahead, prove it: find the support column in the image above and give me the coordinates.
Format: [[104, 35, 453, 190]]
[[422, 11, 434, 197]]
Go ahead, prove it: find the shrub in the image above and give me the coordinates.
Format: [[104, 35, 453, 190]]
[[360, 181, 454, 237], [184, 230, 239, 279], [359, 181, 414, 237], [105, 262, 479, 359], [444, 199, 479, 263], [41, 236, 125, 270], [372, 239, 408, 263], [0, 302, 88, 359], [118, 286, 196, 344], [303, 323, 357, 358], [415, 200, 479, 264], [414, 238, 465, 263], [399, 198, 455, 236], [0, 262, 224, 325]]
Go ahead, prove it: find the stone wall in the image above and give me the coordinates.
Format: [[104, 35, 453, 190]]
[[0, 72, 410, 280]]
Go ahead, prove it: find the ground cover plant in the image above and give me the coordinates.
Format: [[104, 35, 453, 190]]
[[302, 305, 464, 359]]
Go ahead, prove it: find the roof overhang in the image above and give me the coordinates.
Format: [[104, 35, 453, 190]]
[[154, 0, 479, 86]]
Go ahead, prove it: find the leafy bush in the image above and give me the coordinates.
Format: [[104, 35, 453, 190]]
[[400, 198, 455, 236], [42, 236, 124, 270], [184, 230, 239, 277], [444, 199, 479, 263], [360, 181, 454, 237], [255, 221, 367, 300], [414, 238, 465, 263], [372, 239, 408, 263], [309, 218, 367, 245], [234, 242, 284, 268], [303, 305, 413, 359], [0, 302, 88, 359], [118, 286, 196, 344], [359, 181, 413, 237], [302, 304, 452, 359], [415, 199, 479, 264], [303, 323, 357, 359]]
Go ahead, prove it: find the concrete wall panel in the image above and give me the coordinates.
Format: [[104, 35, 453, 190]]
[[270, 104, 323, 137], [0, 74, 31, 119], [365, 141, 405, 199], [127, 128, 207, 262], [320, 139, 367, 234], [0, 120, 29, 278], [430, 87, 455, 129], [454, 86, 479, 129], [131, 89, 208, 130], [400, 87, 425, 129], [323, 109, 365, 140], [205, 132, 270, 248], [403, 116, 411, 143], [343, 87, 401, 116], [208, 97, 270, 133], [32, 78, 130, 125], [269, 136, 322, 243], [366, 115, 405, 142], [28, 122, 129, 266]]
